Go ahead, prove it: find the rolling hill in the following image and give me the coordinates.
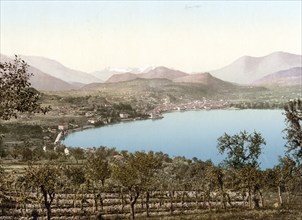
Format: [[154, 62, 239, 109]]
[[82, 74, 264, 104], [173, 72, 233, 86], [211, 51, 302, 84], [139, 66, 188, 80], [90, 66, 155, 81], [105, 66, 188, 83], [253, 67, 302, 87], [106, 73, 139, 83], [0, 54, 77, 91]]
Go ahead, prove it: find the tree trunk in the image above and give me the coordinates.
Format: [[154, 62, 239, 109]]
[[93, 183, 98, 212], [278, 185, 283, 206], [221, 192, 226, 210], [253, 193, 260, 209], [169, 191, 174, 215], [41, 186, 54, 220], [206, 191, 212, 211], [242, 190, 246, 208], [202, 193, 206, 208], [130, 190, 140, 220], [146, 191, 150, 217], [100, 195, 104, 211], [259, 190, 264, 208], [181, 191, 186, 210], [120, 188, 125, 213], [248, 188, 252, 208], [195, 191, 199, 210], [286, 189, 290, 204], [226, 193, 233, 207]]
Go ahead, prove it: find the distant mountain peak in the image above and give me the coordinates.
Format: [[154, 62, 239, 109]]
[[253, 67, 302, 87], [211, 51, 302, 84], [173, 72, 224, 84], [0, 54, 77, 91], [103, 65, 156, 74], [19, 55, 102, 84], [106, 72, 138, 83]]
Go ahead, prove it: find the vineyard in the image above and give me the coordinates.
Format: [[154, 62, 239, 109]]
[[2, 189, 301, 220], [1, 147, 302, 220]]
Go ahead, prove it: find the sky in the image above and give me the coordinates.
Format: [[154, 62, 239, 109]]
[[0, 1, 301, 73]]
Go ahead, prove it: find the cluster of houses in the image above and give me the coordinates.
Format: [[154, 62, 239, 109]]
[[150, 99, 229, 114]]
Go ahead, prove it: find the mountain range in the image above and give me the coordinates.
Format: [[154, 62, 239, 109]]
[[19, 55, 102, 85], [253, 67, 302, 87], [211, 51, 301, 84], [0, 54, 77, 91], [1, 51, 301, 91], [90, 66, 155, 81]]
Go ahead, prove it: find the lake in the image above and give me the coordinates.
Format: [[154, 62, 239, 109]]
[[63, 109, 286, 169]]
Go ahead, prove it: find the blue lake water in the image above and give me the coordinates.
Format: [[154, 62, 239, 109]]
[[63, 110, 286, 169]]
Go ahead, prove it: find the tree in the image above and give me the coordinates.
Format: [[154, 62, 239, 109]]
[[217, 131, 266, 208], [112, 151, 161, 219], [186, 159, 212, 210], [24, 163, 63, 220], [205, 164, 233, 210], [69, 147, 85, 163], [0, 135, 7, 158], [131, 151, 161, 217], [0, 166, 18, 215], [85, 155, 111, 212], [273, 156, 300, 206], [155, 157, 188, 215], [284, 99, 302, 162], [63, 165, 86, 213], [217, 130, 266, 169], [0, 55, 50, 120], [0, 166, 7, 205]]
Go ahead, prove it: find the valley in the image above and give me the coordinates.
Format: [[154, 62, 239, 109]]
[[0, 51, 301, 220]]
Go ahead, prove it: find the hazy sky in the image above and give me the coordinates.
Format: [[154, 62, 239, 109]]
[[1, 1, 301, 73]]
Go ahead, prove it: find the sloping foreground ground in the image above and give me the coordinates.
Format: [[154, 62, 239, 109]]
[[1, 189, 301, 219]]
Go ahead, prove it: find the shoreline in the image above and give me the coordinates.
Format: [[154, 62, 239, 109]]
[[59, 106, 283, 145]]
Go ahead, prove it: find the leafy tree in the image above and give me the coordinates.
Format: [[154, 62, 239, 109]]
[[186, 159, 212, 210], [63, 165, 86, 212], [112, 151, 161, 219], [24, 163, 63, 220], [155, 157, 188, 215], [64, 165, 86, 187], [69, 147, 85, 163], [238, 165, 263, 208], [10, 145, 22, 160], [32, 146, 46, 160], [217, 131, 266, 208], [284, 99, 302, 162], [132, 151, 162, 217], [217, 130, 266, 169], [0, 135, 7, 158], [0, 167, 19, 215], [21, 147, 33, 161], [205, 164, 233, 210], [85, 155, 111, 212], [0, 166, 7, 202], [0, 55, 50, 120], [273, 156, 300, 206]]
